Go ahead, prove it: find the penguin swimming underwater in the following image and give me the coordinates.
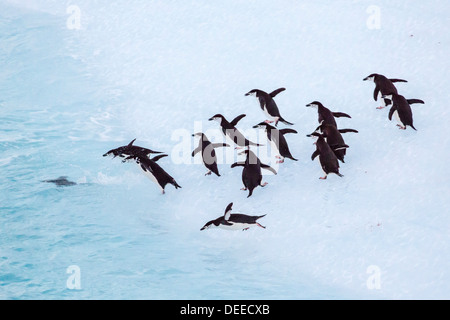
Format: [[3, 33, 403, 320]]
[[192, 132, 230, 176], [122, 153, 182, 194], [363, 73, 408, 109], [311, 133, 347, 179], [308, 122, 358, 163], [103, 138, 163, 159], [200, 202, 266, 231], [253, 122, 298, 163], [245, 88, 294, 126], [231, 149, 277, 198], [381, 93, 424, 130], [42, 176, 77, 187], [209, 114, 263, 148], [306, 101, 352, 127]]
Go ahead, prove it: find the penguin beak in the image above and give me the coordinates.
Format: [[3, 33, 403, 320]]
[[363, 77, 368, 81], [208, 117, 214, 121]]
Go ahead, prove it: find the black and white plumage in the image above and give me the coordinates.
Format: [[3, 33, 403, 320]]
[[382, 93, 424, 130], [231, 149, 277, 198], [192, 132, 230, 176], [245, 88, 293, 126], [253, 122, 298, 163], [308, 123, 358, 163], [208, 114, 263, 148], [363, 73, 408, 109], [121, 153, 181, 194], [311, 133, 347, 179], [42, 176, 77, 187], [200, 202, 266, 231], [306, 101, 352, 127], [103, 138, 163, 159]]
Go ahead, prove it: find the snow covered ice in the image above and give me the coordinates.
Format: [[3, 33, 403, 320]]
[[0, 0, 449, 299]]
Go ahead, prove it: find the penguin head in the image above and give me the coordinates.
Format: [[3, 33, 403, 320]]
[[363, 73, 378, 82], [192, 132, 205, 138], [245, 89, 259, 97], [208, 114, 224, 122], [252, 122, 274, 130], [200, 219, 220, 231], [306, 101, 322, 109]]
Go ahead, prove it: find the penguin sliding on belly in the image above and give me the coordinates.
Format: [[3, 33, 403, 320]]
[[363, 73, 408, 109], [245, 88, 294, 126], [382, 93, 424, 130], [209, 114, 263, 149], [231, 149, 277, 198], [311, 134, 347, 179], [253, 122, 298, 164], [306, 101, 352, 127], [200, 202, 266, 231], [103, 138, 163, 159], [192, 132, 230, 176]]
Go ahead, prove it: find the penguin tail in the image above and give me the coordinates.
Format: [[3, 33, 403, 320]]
[[410, 125, 417, 131], [172, 179, 182, 189], [336, 173, 344, 178], [287, 155, 298, 161]]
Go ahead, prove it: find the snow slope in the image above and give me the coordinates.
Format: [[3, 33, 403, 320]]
[[1, 0, 449, 299]]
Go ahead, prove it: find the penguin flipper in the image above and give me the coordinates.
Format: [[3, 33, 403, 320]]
[[224, 203, 233, 220], [128, 138, 137, 147], [390, 78, 408, 83], [388, 106, 397, 121], [269, 87, 286, 98], [260, 163, 277, 175], [373, 87, 380, 101], [338, 128, 359, 134], [191, 147, 201, 157], [407, 99, 425, 105], [330, 144, 349, 151], [311, 150, 320, 161], [151, 154, 168, 162], [231, 162, 245, 168], [278, 118, 294, 126], [230, 114, 246, 127], [212, 143, 230, 149], [332, 112, 352, 118], [279, 128, 298, 135]]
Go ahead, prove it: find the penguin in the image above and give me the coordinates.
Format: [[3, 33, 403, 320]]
[[381, 93, 424, 130], [311, 133, 347, 179], [363, 73, 408, 109], [123, 153, 181, 194], [103, 138, 163, 159], [306, 101, 352, 127], [209, 114, 263, 148], [252, 122, 298, 163], [231, 149, 277, 198], [200, 202, 266, 231], [42, 176, 77, 187], [245, 88, 294, 126], [308, 122, 358, 163], [192, 132, 230, 176]]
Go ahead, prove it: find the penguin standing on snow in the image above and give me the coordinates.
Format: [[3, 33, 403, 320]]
[[122, 153, 181, 194], [253, 122, 298, 163], [192, 132, 230, 176], [306, 101, 352, 127], [308, 123, 358, 163], [200, 202, 266, 231], [231, 149, 277, 198], [311, 133, 347, 180], [381, 93, 424, 130], [245, 88, 294, 126], [209, 114, 263, 148], [363, 73, 408, 109]]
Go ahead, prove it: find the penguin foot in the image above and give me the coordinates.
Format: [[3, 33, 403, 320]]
[[162, 190, 166, 194], [260, 182, 268, 187], [264, 120, 274, 124], [205, 171, 212, 176], [275, 155, 281, 159], [396, 124, 406, 130], [256, 223, 266, 229], [241, 187, 248, 191], [243, 228, 250, 231], [376, 106, 386, 110], [319, 176, 327, 180], [276, 159, 284, 164]]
